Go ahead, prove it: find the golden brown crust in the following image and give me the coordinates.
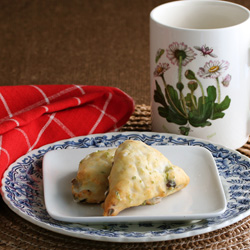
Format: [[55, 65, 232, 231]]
[[71, 148, 116, 203], [102, 140, 189, 216]]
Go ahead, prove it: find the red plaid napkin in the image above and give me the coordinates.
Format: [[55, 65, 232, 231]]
[[0, 85, 134, 185]]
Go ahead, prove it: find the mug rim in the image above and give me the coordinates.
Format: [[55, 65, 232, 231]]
[[150, 0, 250, 31]]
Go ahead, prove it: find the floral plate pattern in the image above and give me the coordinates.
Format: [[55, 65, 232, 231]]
[[1, 132, 250, 243]]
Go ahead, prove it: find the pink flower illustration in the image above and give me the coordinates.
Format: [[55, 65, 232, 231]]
[[198, 60, 229, 79], [222, 74, 231, 87], [154, 63, 170, 77], [194, 45, 217, 58], [166, 42, 197, 66]]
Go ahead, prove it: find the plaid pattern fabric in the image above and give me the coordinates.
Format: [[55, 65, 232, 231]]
[[0, 85, 134, 184]]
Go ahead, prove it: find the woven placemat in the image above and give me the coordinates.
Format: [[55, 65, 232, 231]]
[[1, 104, 250, 250]]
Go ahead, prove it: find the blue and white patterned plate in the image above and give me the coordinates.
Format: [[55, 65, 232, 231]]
[[1, 132, 250, 242]]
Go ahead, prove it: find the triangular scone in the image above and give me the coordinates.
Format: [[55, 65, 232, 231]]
[[103, 140, 189, 216], [72, 148, 116, 203]]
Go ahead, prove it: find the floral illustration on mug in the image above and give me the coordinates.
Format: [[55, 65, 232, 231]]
[[154, 42, 231, 135], [194, 45, 217, 58]]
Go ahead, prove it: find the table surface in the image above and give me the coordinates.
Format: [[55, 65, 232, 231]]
[[1, 0, 250, 249], [1, 0, 250, 105]]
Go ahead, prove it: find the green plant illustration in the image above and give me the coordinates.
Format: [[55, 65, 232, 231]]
[[153, 42, 231, 135]]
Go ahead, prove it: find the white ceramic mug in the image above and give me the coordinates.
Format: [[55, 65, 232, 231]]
[[150, 0, 250, 149]]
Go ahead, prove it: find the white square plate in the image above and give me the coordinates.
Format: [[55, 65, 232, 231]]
[[43, 145, 227, 223]]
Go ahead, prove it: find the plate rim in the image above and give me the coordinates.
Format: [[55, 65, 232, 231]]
[[1, 131, 250, 243]]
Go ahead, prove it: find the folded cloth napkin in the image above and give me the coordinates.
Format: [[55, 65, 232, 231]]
[[0, 85, 135, 186]]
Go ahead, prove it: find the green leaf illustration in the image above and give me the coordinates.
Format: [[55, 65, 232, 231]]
[[212, 95, 231, 120], [155, 49, 165, 63], [162, 106, 187, 125], [185, 93, 197, 111], [154, 81, 187, 125], [187, 86, 218, 127], [165, 85, 186, 117], [179, 126, 191, 136], [154, 80, 167, 108], [206, 86, 217, 103], [188, 96, 213, 127]]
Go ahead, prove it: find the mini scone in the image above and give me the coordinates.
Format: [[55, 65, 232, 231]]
[[72, 148, 116, 203], [102, 140, 189, 216]]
